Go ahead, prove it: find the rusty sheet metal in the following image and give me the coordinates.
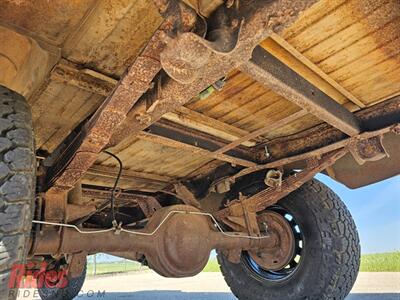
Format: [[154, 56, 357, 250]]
[[0, 26, 58, 98], [45, 1, 196, 192], [0, 0, 97, 46], [47, 0, 319, 193], [63, 0, 164, 78], [329, 131, 400, 189], [239, 46, 361, 136]]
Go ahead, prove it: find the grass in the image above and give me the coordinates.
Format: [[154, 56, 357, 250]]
[[202, 259, 220, 272], [359, 252, 400, 272], [87, 261, 146, 276], [87, 252, 400, 275]]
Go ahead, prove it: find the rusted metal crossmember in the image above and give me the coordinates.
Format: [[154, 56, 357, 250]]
[[215, 148, 348, 223], [45, 0, 319, 193]]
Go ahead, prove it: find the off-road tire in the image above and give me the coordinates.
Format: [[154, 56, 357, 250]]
[[218, 179, 360, 300], [0, 86, 36, 300], [37, 263, 87, 300]]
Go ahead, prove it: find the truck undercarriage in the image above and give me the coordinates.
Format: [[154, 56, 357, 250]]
[[0, 0, 399, 299]]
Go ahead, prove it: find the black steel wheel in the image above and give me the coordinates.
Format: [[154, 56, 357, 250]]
[[242, 205, 304, 282]]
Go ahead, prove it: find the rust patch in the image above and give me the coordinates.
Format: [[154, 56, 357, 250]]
[[0, 0, 97, 45]]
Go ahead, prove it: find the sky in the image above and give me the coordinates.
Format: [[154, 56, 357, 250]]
[[92, 174, 399, 263], [316, 174, 400, 254]]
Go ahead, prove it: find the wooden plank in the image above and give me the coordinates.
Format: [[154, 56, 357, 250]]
[[240, 46, 361, 136], [262, 34, 365, 108], [282, 0, 400, 107], [87, 164, 173, 183], [137, 132, 257, 168], [147, 120, 255, 161], [96, 135, 213, 179], [214, 110, 308, 155], [163, 106, 258, 147]]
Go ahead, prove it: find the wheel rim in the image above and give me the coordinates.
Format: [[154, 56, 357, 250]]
[[242, 205, 304, 282]]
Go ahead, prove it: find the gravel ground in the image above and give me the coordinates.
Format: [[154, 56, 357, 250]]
[[17, 271, 400, 300]]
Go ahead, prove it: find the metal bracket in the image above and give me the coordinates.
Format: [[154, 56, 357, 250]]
[[136, 196, 162, 217], [264, 169, 283, 188], [174, 183, 202, 208], [349, 135, 389, 165], [67, 252, 87, 278]]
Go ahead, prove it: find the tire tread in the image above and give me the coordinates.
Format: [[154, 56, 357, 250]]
[[0, 86, 35, 300]]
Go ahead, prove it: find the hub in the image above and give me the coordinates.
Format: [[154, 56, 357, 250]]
[[248, 211, 295, 271]]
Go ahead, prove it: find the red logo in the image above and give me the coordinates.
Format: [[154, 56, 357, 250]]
[[9, 262, 69, 289]]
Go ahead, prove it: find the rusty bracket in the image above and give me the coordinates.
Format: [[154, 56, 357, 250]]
[[174, 183, 202, 208], [136, 196, 162, 218], [349, 135, 389, 165], [264, 169, 283, 188], [239, 193, 261, 237], [107, 0, 320, 158], [67, 252, 87, 278], [42, 191, 67, 223]]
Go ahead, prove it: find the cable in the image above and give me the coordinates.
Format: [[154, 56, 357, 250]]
[[32, 210, 268, 240], [73, 150, 123, 226], [102, 150, 123, 223]]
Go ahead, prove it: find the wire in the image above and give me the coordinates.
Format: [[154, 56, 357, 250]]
[[74, 150, 123, 226], [32, 210, 268, 240], [102, 150, 123, 223]]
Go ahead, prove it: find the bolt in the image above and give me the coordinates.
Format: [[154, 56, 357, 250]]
[[262, 222, 269, 234]]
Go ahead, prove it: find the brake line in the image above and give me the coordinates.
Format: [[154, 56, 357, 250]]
[[32, 210, 268, 239]]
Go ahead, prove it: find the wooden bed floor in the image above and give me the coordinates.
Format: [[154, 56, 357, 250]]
[[0, 0, 398, 190]]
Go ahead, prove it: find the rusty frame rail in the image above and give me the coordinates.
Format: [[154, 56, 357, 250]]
[[44, 0, 319, 193], [45, 0, 198, 192], [219, 123, 398, 187]]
